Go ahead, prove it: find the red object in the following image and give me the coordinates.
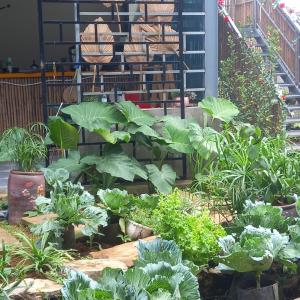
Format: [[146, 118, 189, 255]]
[[279, 2, 285, 9], [8, 171, 45, 224], [125, 93, 152, 109], [224, 15, 230, 23], [218, 0, 225, 6], [281, 95, 286, 101]]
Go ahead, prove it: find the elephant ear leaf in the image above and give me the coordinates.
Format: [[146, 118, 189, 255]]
[[198, 97, 239, 123], [62, 102, 126, 132], [146, 164, 176, 194], [117, 101, 156, 126], [48, 116, 79, 150]]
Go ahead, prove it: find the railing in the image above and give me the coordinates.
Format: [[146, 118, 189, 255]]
[[224, 0, 300, 87]]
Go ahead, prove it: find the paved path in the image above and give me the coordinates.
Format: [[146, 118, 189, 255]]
[[0, 162, 13, 194]]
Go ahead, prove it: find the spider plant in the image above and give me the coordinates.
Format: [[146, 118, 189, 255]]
[[0, 124, 47, 172], [13, 232, 72, 277]]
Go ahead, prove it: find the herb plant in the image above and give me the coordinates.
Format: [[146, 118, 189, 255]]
[[151, 189, 226, 265], [0, 124, 47, 172]]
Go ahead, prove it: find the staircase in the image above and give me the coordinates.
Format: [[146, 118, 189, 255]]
[[242, 27, 300, 140]]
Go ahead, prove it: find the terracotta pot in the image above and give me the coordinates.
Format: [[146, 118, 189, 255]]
[[237, 280, 279, 300], [62, 225, 76, 250], [278, 202, 297, 218], [175, 96, 190, 107], [126, 220, 153, 241], [8, 170, 45, 224]]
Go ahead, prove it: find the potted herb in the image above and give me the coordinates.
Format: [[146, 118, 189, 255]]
[[171, 91, 197, 107], [97, 189, 156, 241], [32, 168, 108, 249], [217, 225, 292, 300], [0, 125, 47, 224]]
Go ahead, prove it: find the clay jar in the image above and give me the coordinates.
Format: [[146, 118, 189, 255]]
[[8, 171, 45, 224]]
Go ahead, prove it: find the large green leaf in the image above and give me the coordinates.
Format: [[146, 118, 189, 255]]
[[82, 151, 145, 182], [146, 164, 176, 194], [62, 102, 126, 132], [162, 118, 192, 154], [48, 116, 79, 150], [127, 123, 160, 138], [117, 101, 156, 126], [48, 150, 87, 175], [198, 97, 239, 123], [189, 123, 219, 160], [95, 129, 131, 144], [218, 250, 273, 274]]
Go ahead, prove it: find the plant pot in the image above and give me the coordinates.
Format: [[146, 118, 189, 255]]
[[175, 96, 190, 107], [62, 225, 76, 250], [237, 279, 279, 300], [126, 220, 153, 241], [8, 170, 45, 224], [278, 202, 297, 218]]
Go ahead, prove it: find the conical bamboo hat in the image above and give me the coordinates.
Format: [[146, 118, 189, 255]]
[[124, 22, 154, 66], [139, 0, 174, 22], [140, 23, 179, 52], [81, 17, 114, 64]]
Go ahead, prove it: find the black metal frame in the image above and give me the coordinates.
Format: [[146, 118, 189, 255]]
[[37, 0, 206, 178]]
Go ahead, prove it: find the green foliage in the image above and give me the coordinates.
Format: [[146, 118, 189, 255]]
[[13, 232, 72, 276], [151, 189, 226, 265], [61, 238, 201, 300], [48, 116, 79, 150], [218, 225, 294, 287], [0, 124, 47, 171], [32, 169, 108, 243], [199, 97, 239, 123], [234, 201, 291, 233], [219, 33, 283, 135]]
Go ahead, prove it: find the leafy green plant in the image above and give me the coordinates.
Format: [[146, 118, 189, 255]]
[[0, 124, 47, 171], [13, 232, 72, 277], [32, 169, 108, 247], [218, 225, 294, 289], [61, 238, 201, 300], [151, 189, 226, 265], [234, 200, 291, 234]]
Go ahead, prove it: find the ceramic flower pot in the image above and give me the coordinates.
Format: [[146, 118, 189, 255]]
[[8, 170, 45, 224], [278, 202, 297, 218], [126, 220, 153, 241], [175, 96, 190, 107]]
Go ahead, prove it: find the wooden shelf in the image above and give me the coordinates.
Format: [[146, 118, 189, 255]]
[[0, 71, 75, 79]]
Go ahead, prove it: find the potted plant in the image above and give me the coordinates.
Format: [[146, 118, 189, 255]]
[[171, 91, 197, 107], [217, 225, 293, 300], [0, 125, 47, 224], [97, 189, 157, 241], [32, 168, 108, 249]]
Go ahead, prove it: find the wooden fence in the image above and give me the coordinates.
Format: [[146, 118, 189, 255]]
[[224, 0, 300, 85]]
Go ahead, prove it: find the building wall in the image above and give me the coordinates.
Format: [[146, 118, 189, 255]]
[[0, 0, 107, 69]]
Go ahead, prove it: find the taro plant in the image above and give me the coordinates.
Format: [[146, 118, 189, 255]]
[[32, 168, 108, 249], [151, 189, 226, 266], [0, 124, 47, 171], [61, 238, 201, 299]]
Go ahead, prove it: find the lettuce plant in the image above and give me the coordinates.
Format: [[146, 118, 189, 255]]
[[32, 169, 108, 246], [151, 189, 226, 265], [61, 238, 201, 300]]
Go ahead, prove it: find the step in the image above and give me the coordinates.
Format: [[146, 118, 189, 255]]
[[279, 83, 294, 87], [286, 130, 300, 137], [275, 72, 287, 76], [286, 105, 300, 110], [285, 118, 300, 124], [286, 94, 300, 100], [287, 143, 300, 151]]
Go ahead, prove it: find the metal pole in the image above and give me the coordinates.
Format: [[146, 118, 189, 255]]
[[253, 0, 257, 29], [74, 1, 82, 103], [205, 0, 218, 97]]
